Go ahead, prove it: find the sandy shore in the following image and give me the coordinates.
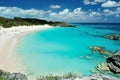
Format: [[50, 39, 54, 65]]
[[0, 25, 52, 74]]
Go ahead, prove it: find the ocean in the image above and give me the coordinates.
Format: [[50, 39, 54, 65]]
[[14, 23, 120, 78]]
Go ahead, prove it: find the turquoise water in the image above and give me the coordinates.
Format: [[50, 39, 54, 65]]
[[15, 24, 120, 77]]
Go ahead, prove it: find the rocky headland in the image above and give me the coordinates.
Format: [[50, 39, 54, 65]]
[[107, 50, 120, 74]]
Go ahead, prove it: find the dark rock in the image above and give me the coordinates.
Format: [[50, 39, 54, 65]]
[[106, 50, 120, 74]]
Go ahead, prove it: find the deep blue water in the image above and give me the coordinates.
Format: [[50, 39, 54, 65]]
[[15, 23, 120, 78], [78, 23, 120, 32]]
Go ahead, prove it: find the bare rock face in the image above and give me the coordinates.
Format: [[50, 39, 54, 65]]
[[106, 50, 120, 74]]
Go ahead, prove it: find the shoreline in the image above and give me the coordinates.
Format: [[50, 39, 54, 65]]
[[0, 25, 52, 74]]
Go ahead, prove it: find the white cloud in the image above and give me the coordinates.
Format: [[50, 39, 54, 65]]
[[49, 8, 70, 20], [103, 7, 120, 16], [94, 0, 107, 3], [83, 0, 90, 5], [102, 1, 120, 7], [50, 5, 61, 9], [115, 14, 120, 17], [89, 11, 101, 17], [0, 6, 48, 18], [0, 6, 119, 22], [47, 10, 52, 13], [49, 8, 102, 22], [59, 8, 69, 15], [83, 0, 108, 5], [74, 8, 81, 13]]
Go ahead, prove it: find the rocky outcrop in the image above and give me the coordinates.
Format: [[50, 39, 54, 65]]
[[8, 73, 28, 80], [37, 73, 119, 80], [0, 70, 119, 80], [96, 63, 110, 72], [0, 70, 28, 80], [106, 50, 120, 74], [74, 74, 119, 80], [103, 34, 119, 40], [89, 46, 113, 56]]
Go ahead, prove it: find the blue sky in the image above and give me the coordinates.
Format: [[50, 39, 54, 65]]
[[0, 0, 120, 23]]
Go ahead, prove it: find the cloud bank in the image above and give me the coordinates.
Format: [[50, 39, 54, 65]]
[[83, 0, 108, 5], [0, 6, 119, 22], [101, 1, 120, 7]]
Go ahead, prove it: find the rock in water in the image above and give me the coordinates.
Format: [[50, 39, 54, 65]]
[[106, 50, 120, 74], [89, 46, 112, 56], [96, 63, 110, 72], [105, 34, 119, 40]]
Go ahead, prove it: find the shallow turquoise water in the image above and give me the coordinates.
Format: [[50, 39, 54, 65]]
[[15, 24, 120, 77]]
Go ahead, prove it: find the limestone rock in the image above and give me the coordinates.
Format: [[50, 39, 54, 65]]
[[107, 50, 120, 74], [105, 34, 119, 40], [78, 74, 119, 80], [8, 73, 28, 80], [0, 70, 28, 80], [65, 74, 119, 80]]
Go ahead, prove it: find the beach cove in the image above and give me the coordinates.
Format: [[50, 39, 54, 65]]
[[0, 25, 52, 74], [0, 0, 120, 79], [13, 24, 120, 79], [0, 23, 120, 80]]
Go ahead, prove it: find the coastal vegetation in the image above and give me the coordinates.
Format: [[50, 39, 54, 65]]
[[0, 16, 75, 28], [37, 73, 80, 80]]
